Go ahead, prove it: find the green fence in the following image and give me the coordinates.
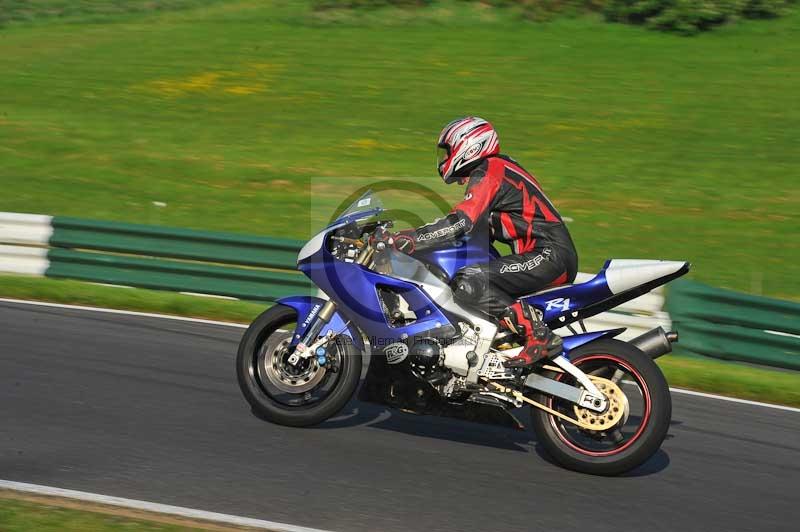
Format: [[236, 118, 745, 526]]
[[47, 216, 313, 302], [667, 279, 800, 370]]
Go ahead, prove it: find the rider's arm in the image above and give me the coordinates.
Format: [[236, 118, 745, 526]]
[[396, 166, 502, 253]]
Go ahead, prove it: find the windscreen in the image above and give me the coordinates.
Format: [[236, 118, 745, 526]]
[[332, 190, 384, 224]]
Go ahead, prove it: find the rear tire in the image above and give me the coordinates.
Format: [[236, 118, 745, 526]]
[[236, 305, 362, 427], [530, 339, 671, 476]]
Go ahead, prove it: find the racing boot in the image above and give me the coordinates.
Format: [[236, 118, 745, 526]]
[[500, 301, 563, 368]]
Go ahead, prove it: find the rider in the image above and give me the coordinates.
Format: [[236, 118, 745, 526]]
[[386, 117, 578, 367]]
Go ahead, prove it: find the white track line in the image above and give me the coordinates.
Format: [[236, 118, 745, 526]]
[[1, 297, 797, 414], [765, 329, 800, 340], [0, 480, 334, 532], [667, 387, 800, 413]]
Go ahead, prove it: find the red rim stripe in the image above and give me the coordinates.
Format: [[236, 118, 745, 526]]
[[548, 354, 652, 458]]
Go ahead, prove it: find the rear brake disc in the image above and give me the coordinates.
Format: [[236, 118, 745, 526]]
[[572, 376, 627, 432]]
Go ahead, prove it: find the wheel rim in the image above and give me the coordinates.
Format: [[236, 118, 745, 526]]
[[249, 315, 345, 408], [546, 354, 652, 457]]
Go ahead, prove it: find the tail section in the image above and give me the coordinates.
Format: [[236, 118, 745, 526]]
[[527, 259, 689, 328], [604, 260, 689, 295]]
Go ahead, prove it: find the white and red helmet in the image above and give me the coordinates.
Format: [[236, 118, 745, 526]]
[[437, 116, 500, 183]]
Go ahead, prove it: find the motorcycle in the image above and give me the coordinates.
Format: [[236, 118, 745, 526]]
[[236, 191, 689, 476]]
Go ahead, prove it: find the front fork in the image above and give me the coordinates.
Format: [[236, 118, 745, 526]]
[[287, 244, 374, 366]]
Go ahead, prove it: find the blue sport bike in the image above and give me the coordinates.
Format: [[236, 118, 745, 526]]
[[237, 192, 689, 475]]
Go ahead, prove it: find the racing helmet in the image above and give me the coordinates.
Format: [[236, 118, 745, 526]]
[[437, 116, 500, 183]]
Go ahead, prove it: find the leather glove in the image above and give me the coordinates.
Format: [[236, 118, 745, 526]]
[[369, 228, 415, 255], [392, 231, 416, 255]]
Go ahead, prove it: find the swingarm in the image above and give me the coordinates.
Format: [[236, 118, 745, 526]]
[[483, 355, 625, 430]]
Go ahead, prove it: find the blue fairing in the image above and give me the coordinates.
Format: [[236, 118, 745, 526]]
[[525, 269, 615, 325], [298, 243, 456, 349], [561, 328, 626, 357], [277, 296, 364, 350], [414, 232, 500, 280]]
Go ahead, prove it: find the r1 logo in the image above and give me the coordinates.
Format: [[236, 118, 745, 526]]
[[545, 297, 571, 312]]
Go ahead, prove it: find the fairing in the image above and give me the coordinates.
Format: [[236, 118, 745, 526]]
[[561, 328, 626, 355], [301, 256, 455, 344], [527, 260, 690, 329], [277, 296, 363, 350], [413, 231, 499, 280]]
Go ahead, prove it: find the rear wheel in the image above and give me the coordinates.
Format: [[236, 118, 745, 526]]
[[236, 305, 362, 427], [529, 339, 671, 476]]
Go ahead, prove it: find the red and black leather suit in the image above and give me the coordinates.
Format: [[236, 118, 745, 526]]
[[400, 155, 578, 319]]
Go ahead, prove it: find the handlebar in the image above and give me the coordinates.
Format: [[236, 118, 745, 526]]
[[331, 236, 365, 248]]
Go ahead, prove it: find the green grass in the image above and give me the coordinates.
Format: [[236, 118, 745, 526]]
[[0, 274, 266, 323], [0, 496, 208, 532], [0, 1, 798, 299], [658, 352, 800, 407], [2, 273, 798, 407]]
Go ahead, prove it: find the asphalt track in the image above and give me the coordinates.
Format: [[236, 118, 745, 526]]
[[1, 300, 799, 532]]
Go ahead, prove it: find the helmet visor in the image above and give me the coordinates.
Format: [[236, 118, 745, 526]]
[[436, 144, 450, 166]]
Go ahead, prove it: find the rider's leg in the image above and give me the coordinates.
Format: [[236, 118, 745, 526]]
[[451, 247, 572, 367], [450, 264, 514, 317], [499, 300, 563, 367]]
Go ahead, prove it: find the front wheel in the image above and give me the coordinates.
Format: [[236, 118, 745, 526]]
[[236, 305, 362, 427], [529, 339, 671, 476]]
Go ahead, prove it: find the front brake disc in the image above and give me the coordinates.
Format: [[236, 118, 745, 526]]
[[260, 336, 327, 394]]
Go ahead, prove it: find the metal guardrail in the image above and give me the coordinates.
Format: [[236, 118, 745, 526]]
[[667, 279, 800, 370], [51, 216, 301, 270], [0, 213, 53, 275], [0, 212, 312, 302]]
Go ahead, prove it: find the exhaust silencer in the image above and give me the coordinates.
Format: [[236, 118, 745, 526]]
[[630, 327, 678, 359]]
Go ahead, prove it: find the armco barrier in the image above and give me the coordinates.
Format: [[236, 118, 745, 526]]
[[51, 216, 300, 270], [47, 248, 312, 301], [0, 211, 666, 337], [0, 213, 53, 275], [0, 212, 313, 302], [0, 245, 49, 276], [0, 212, 52, 246], [667, 279, 800, 370]]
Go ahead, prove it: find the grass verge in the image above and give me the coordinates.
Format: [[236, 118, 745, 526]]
[[658, 353, 800, 408], [0, 493, 227, 532], [2, 275, 797, 408], [0, 275, 266, 324]]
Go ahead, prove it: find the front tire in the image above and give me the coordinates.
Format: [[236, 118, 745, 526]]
[[530, 339, 671, 476], [236, 305, 362, 427]]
